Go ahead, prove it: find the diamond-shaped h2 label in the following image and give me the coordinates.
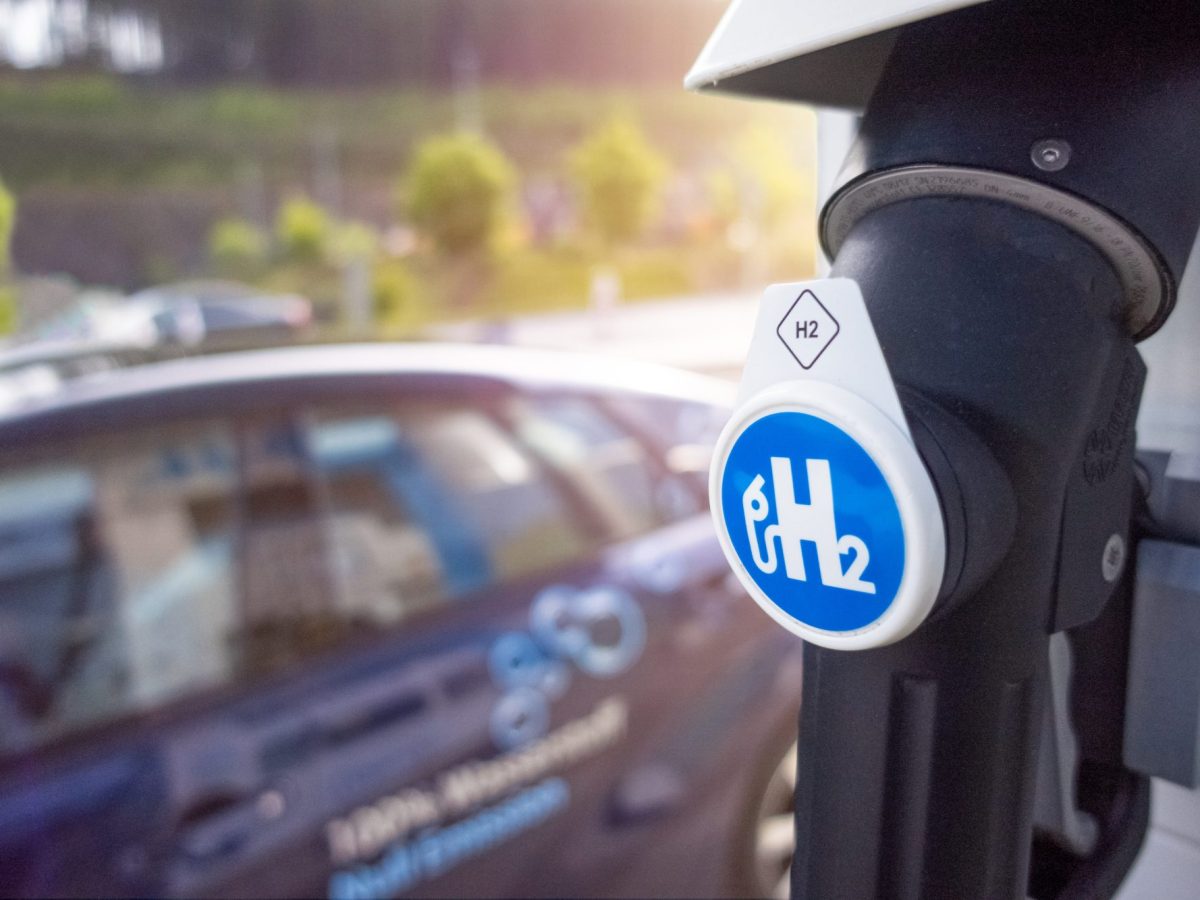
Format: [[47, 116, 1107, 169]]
[[776, 290, 840, 369]]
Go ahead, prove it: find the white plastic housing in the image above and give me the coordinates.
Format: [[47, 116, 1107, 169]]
[[685, 0, 990, 107], [710, 278, 946, 649]]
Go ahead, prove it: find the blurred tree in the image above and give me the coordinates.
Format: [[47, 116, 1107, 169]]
[[276, 195, 331, 262], [372, 261, 419, 328], [731, 124, 809, 229], [570, 119, 667, 246], [0, 179, 16, 333], [209, 217, 268, 277], [705, 169, 740, 233], [330, 221, 378, 264], [0, 178, 14, 276], [0, 286, 15, 334], [404, 133, 515, 255]]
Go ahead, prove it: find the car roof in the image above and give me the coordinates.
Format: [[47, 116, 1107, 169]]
[[0, 342, 735, 426]]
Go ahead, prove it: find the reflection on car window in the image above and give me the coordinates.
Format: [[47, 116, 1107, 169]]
[[410, 406, 589, 580], [602, 393, 727, 508], [0, 422, 237, 758], [0, 400, 605, 760], [236, 416, 341, 675], [510, 395, 683, 536], [310, 414, 455, 627], [310, 402, 589, 610]]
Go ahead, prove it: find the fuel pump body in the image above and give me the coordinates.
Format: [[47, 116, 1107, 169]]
[[695, 1, 1200, 898]]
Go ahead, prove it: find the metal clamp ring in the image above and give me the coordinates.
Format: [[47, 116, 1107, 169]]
[[821, 165, 1172, 340]]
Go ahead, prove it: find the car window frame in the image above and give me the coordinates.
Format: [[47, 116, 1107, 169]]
[[594, 388, 716, 509], [0, 372, 528, 770], [299, 382, 608, 608], [493, 386, 699, 544], [0, 370, 721, 773]]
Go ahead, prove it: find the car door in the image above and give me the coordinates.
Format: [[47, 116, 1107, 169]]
[[189, 378, 644, 900], [474, 388, 739, 896], [305, 384, 796, 899], [0, 377, 621, 899], [549, 387, 806, 899], [0, 375, 793, 900]]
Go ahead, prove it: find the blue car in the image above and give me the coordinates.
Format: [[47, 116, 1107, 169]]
[[0, 344, 802, 899]]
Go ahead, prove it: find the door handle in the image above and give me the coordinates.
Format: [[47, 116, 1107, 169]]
[[173, 790, 258, 862]]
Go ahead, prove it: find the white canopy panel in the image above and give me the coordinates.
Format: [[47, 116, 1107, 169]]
[[685, 0, 990, 108]]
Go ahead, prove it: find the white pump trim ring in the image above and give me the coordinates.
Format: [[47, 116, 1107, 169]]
[[711, 380, 946, 650], [821, 165, 1171, 339]]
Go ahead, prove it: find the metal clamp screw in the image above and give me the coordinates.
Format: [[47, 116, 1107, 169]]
[[1032, 139, 1072, 172], [1102, 533, 1126, 583]]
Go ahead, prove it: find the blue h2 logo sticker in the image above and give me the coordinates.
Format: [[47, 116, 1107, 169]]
[[720, 411, 905, 633]]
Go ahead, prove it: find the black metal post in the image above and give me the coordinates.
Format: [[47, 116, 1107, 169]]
[[792, 3, 1200, 898]]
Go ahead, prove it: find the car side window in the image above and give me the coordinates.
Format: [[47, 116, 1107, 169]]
[[307, 413, 455, 628], [235, 416, 342, 674], [0, 421, 238, 758], [308, 400, 591, 613], [507, 394, 695, 536], [601, 393, 729, 508]]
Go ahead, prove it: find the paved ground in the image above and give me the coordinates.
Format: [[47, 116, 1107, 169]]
[[432, 292, 760, 382]]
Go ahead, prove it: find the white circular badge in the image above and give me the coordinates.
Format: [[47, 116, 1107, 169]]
[[710, 381, 946, 650]]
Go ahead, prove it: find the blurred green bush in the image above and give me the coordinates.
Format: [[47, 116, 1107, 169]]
[[0, 179, 15, 333], [0, 74, 819, 338], [570, 119, 666, 246], [373, 261, 423, 331], [209, 217, 269, 278], [404, 134, 515, 255], [276, 196, 332, 263]]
